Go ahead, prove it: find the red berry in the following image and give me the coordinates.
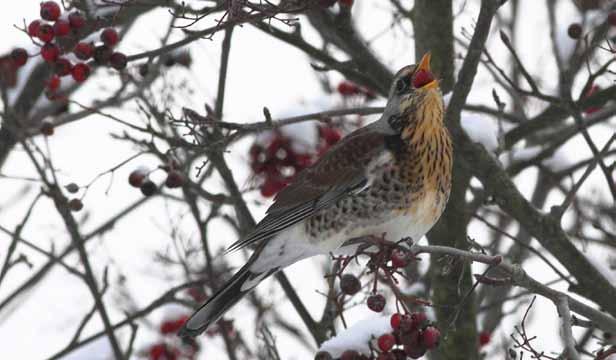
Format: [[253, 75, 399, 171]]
[[68, 198, 83, 212], [68, 11, 86, 29], [413, 69, 435, 88], [340, 350, 361, 360], [390, 249, 409, 268], [47, 75, 61, 91], [54, 57, 72, 76], [314, 351, 333, 360], [390, 313, 402, 330], [609, 12, 616, 27], [378, 333, 396, 352], [420, 326, 440, 349], [53, 19, 70, 37], [109, 52, 127, 70], [404, 343, 426, 359], [187, 287, 207, 302], [140, 180, 157, 196], [319, 126, 341, 145], [93, 45, 112, 64], [367, 294, 386, 312], [101, 28, 119, 47], [160, 315, 188, 334], [337, 81, 360, 96], [28, 20, 41, 37], [410, 312, 427, 329], [165, 170, 185, 188], [41, 43, 59, 62], [390, 349, 406, 360], [399, 314, 415, 332], [73, 42, 93, 60], [583, 85, 601, 114], [40, 2, 61, 21], [149, 344, 165, 360], [37, 24, 55, 43], [339, 0, 354, 6], [568, 23, 582, 39], [340, 274, 361, 295], [479, 331, 491, 347], [128, 169, 147, 188], [401, 329, 421, 348], [11, 48, 28, 67], [377, 353, 396, 360], [71, 63, 90, 82], [41, 120, 54, 136], [260, 178, 286, 197]]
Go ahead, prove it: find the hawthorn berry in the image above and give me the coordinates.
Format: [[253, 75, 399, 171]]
[[410, 312, 427, 329], [40, 1, 61, 21], [165, 170, 185, 188], [260, 178, 286, 197], [479, 331, 491, 347], [404, 343, 426, 359], [413, 69, 435, 88], [74, 42, 93, 60], [398, 314, 414, 332], [340, 274, 361, 295], [65, 183, 79, 193], [160, 315, 188, 334], [28, 20, 41, 37], [53, 19, 70, 37], [41, 43, 59, 62], [390, 349, 406, 360], [337, 81, 360, 96], [128, 169, 147, 188], [41, 120, 54, 136], [68, 198, 83, 212], [109, 52, 127, 70], [567, 23, 582, 39], [101, 28, 119, 47], [319, 126, 341, 146], [11, 48, 28, 67], [367, 294, 386, 312], [390, 313, 402, 330], [71, 63, 90, 82], [314, 351, 333, 360], [390, 249, 408, 268], [46, 75, 61, 91], [421, 326, 440, 349], [339, 0, 354, 6], [319, 0, 337, 7], [68, 11, 86, 29], [54, 58, 72, 76], [401, 329, 421, 348], [340, 350, 361, 360], [609, 12, 616, 27], [93, 45, 112, 64], [378, 333, 396, 352], [377, 353, 396, 360], [37, 24, 55, 43], [140, 180, 157, 197]]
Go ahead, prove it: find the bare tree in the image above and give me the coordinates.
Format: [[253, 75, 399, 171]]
[[1, 0, 615, 359]]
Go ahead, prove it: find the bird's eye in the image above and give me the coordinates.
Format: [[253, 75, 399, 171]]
[[395, 77, 410, 94]]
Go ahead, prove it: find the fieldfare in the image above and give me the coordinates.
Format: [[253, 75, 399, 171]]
[[179, 53, 453, 337]]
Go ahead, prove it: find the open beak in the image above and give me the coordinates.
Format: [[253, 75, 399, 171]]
[[416, 52, 439, 90]]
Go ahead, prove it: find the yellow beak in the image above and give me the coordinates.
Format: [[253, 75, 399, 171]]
[[416, 52, 439, 90]]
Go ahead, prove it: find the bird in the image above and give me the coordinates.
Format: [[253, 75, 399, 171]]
[[179, 52, 452, 337]]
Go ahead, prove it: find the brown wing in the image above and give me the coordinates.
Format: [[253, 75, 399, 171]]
[[226, 125, 389, 252]]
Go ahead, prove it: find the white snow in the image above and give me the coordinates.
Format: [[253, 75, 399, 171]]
[[318, 315, 391, 357], [460, 112, 500, 152], [61, 336, 113, 360]]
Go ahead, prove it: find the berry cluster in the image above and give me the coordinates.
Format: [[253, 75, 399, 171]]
[[337, 81, 376, 100], [128, 161, 186, 197], [145, 314, 200, 360], [10, 2, 128, 97], [249, 125, 341, 197]]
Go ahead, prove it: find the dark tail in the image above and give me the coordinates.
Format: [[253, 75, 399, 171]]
[[178, 261, 276, 338]]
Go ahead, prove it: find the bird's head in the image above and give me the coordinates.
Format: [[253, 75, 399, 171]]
[[382, 53, 444, 135]]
